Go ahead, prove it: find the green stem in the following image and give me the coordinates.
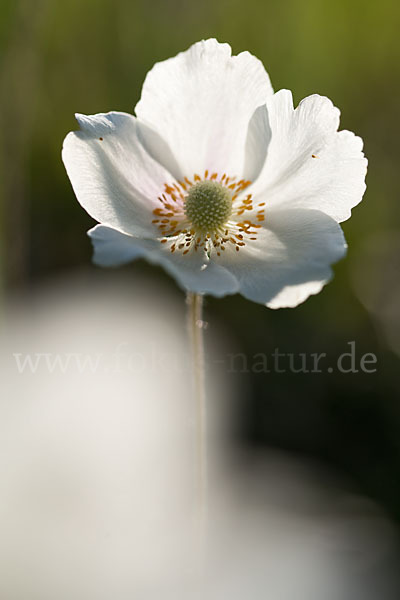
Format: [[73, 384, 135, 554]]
[[186, 292, 207, 541]]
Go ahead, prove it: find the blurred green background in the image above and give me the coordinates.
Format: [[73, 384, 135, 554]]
[[1, 0, 400, 519]]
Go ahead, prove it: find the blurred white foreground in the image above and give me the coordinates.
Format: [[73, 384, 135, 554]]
[[0, 271, 399, 599]]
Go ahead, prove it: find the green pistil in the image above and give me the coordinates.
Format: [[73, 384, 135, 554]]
[[184, 181, 232, 232]]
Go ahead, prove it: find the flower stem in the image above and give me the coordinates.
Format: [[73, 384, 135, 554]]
[[186, 292, 207, 543]]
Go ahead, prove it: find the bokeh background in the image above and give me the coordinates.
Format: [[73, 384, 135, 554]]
[[1, 0, 400, 552]]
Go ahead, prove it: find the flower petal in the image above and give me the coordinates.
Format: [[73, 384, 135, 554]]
[[136, 120, 184, 182], [88, 224, 151, 266], [249, 90, 367, 222], [135, 39, 273, 178], [62, 112, 176, 237], [88, 225, 240, 297], [243, 104, 272, 182], [215, 207, 347, 308]]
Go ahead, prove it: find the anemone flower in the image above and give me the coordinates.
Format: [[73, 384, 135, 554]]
[[62, 40, 367, 529], [62, 38, 367, 310]]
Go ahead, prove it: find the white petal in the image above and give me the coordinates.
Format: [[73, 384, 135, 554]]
[[62, 112, 176, 237], [89, 225, 240, 297], [243, 104, 272, 182], [249, 90, 367, 222], [215, 208, 347, 308], [136, 120, 184, 182], [135, 39, 273, 178], [88, 224, 150, 266]]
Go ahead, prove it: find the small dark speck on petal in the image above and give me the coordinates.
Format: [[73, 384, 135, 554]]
[[99, 137, 103, 141]]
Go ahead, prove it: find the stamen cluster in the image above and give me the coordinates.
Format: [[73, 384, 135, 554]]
[[152, 171, 266, 257]]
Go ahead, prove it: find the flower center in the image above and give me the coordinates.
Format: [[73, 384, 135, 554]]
[[152, 171, 266, 257], [184, 180, 232, 232]]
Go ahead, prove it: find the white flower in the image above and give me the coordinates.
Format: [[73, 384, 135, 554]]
[[62, 39, 367, 308]]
